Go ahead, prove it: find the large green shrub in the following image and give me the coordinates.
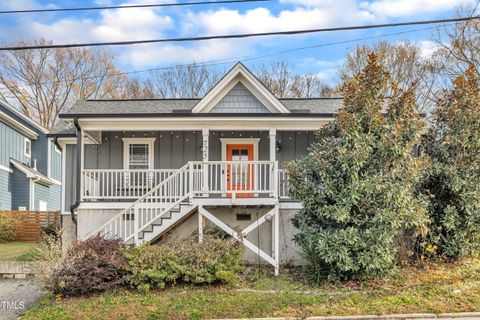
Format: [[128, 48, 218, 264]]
[[46, 234, 128, 296], [418, 67, 480, 260], [288, 54, 428, 283], [0, 211, 19, 242], [126, 236, 243, 292]]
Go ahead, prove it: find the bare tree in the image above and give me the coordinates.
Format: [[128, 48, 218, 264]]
[[152, 63, 221, 98], [433, 4, 480, 86], [255, 62, 333, 98], [339, 40, 437, 110], [118, 77, 155, 99], [0, 40, 126, 129]]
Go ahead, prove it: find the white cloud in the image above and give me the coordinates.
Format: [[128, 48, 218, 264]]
[[359, 0, 473, 18], [418, 40, 440, 59], [188, 2, 376, 35], [0, 0, 470, 68]]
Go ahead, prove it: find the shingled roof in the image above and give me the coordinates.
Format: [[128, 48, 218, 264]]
[[63, 97, 344, 116]]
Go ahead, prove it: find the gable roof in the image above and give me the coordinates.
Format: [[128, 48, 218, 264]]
[[61, 97, 343, 117], [192, 62, 290, 113], [56, 61, 345, 129]]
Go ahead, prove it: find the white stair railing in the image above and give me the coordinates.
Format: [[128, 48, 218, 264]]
[[89, 162, 193, 244]]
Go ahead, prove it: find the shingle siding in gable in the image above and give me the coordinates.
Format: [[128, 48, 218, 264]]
[[210, 83, 270, 113]]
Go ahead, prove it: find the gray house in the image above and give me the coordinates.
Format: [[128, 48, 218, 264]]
[[50, 63, 342, 274], [0, 102, 61, 211]]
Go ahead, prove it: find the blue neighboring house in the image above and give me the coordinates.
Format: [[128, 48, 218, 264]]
[[0, 101, 61, 211]]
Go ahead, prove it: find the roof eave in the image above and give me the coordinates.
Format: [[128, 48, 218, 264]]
[[59, 112, 336, 119]]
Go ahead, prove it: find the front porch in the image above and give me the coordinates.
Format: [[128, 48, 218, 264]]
[[77, 129, 308, 203]]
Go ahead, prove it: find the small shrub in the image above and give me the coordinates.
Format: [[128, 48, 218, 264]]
[[126, 236, 243, 291], [46, 234, 128, 296], [0, 212, 19, 242], [35, 230, 64, 282]]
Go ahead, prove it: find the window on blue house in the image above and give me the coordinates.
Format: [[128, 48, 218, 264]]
[[24, 138, 31, 158]]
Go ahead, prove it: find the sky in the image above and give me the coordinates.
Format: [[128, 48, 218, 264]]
[[0, 0, 474, 85]]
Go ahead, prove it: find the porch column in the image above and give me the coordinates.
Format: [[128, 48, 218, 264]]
[[80, 129, 85, 201], [269, 129, 276, 162], [202, 129, 209, 194], [269, 129, 278, 200]]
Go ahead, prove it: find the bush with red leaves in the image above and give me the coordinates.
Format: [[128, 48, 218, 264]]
[[46, 234, 128, 296]]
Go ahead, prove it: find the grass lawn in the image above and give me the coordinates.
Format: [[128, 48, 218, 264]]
[[0, 242, 39, 261], [23, 257, 480, 320]]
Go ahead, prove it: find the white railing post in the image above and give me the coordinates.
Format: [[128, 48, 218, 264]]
[[189, 163, 194, 204], [198, 205, 204, 244], [274, 204, 280, 276], [133, 206, 139, 245]]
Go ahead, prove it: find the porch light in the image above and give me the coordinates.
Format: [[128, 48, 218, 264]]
[[275, 141, 281, 153]]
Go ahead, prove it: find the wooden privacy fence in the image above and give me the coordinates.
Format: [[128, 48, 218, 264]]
[[4, 211, 60, 242]]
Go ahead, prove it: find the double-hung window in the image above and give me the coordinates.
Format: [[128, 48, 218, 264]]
[[24, 138, 31, 158]]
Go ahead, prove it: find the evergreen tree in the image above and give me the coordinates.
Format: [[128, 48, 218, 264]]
[[288, 54, 428, 283], [419, 66, 480, 260]]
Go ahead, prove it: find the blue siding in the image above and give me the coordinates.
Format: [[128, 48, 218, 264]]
[[12, 168, 29, 210], [0, 121, 31, 168], [34, 183, 61, 211], [50, 141, 62, 181], [0, 170, 12, 210], [0, 103, 62, 211]]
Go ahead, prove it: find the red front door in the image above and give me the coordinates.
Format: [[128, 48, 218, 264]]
[[226, 144, 254, 198]]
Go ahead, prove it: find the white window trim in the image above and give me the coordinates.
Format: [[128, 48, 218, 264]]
[[0, 164, 12, 173], [24, 137, 31, 158], [220, 138, 259, 161], [122, 137, 156, 170]]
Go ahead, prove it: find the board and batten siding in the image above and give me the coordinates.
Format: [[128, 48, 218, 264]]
[[0, 103, 62, 211], [84, 131, 203, 170], [0, 121, 31, 168], [49, 141, 62, 182], [0, 170, 12, 210]]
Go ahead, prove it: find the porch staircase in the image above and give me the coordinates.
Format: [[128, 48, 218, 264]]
[[89, 163, 198, 244]]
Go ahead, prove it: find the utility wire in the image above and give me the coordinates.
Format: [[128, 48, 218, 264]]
[[0, 16, 478, 51], [0, 0, 270, 14], [1, 23, 458, 90]]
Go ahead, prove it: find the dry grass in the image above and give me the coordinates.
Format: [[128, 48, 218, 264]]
[[23, 257, 480, 320], [0, 242, 39, 261]]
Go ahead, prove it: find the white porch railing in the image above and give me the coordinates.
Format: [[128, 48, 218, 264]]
[[90, 161, 280, 243], [81, 161, 291, 201], [278, 169, 290, 199], [190, 161, 277, 198], [82, 169, 175, 200]]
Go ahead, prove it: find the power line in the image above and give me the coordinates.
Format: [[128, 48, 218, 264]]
[[2, 23, 457, 90], [0, 16, 478, 51], [0, 0, 270, 14]]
